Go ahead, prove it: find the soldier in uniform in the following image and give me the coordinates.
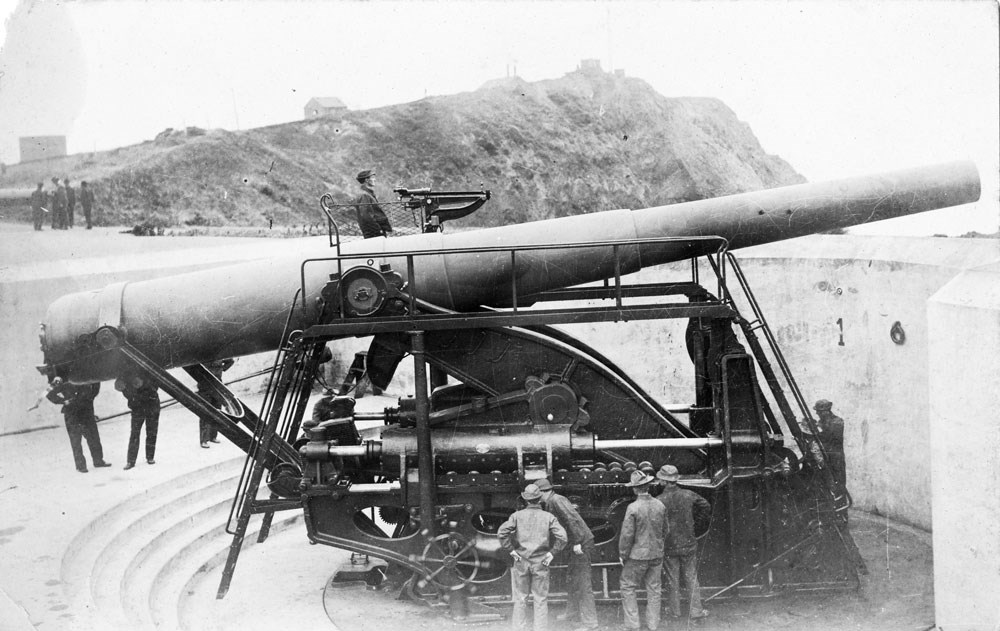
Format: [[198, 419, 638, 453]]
[[30, 182, 46, 231], [353, 169, 393, 238], [498, 483, 567, 631], [535, 478, 598, 631], [50, 177, 67, 229], [64, 178, 76, 227], [618, 470, 669, 631], [655, 464, 711, 620], [47, 380, 111, 472], [79, 180, 95, 229], [812, 399, 846, 490], [198, 358, 234, 448], [120, 378, 160, 469]]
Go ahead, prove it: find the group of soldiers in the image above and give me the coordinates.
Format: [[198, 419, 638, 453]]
[[47, 359, 241, 472], [497, 398, 848, 631], [46, 376, 161, 472], [499, 467, 712, 631], [29, 177, 96, 231]]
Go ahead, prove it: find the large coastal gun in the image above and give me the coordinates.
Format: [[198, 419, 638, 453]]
[[38, 161, 980, 618]]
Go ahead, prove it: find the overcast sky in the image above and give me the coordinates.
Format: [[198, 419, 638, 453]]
[[1, 0, 997, 235]]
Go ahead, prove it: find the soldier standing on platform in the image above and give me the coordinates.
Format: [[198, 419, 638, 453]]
[[64, 178, 76, 228], [50, 177, 67, 229], [30, 182, 46, 231], [535, 478, 599, 631], [353, 169, 393, 239], [47, 380, 111, 472], [120, 378, 160, 469], [79, 181, 95, 229], [198, 358, 234, 448], [812, 399, 847, 490], [499, 483, 567, 631], [655, 464, 711, 621], [618, 470, 669, 631]]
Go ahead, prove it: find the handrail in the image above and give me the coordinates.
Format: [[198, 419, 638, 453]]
[[298, 235, 730, 322]]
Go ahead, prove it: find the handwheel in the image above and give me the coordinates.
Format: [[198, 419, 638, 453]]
[[416, 532, 480, 591]]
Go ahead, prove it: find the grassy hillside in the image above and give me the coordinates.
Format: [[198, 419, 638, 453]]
[[0, 68, 804, 230]]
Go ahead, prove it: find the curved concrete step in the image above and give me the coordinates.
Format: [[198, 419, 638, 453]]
[[88, 474, 244, 628], [58, 457, 246, 630], [164, 513, 304, 631], [118, 490, 239, 628]]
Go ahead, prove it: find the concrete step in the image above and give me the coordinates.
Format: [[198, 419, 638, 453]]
[[174, 517, 342, 631], [88, 473, 246, 628], [59, 457, 246, 629], [165, 512, 305, 631], [118, 491, 239, 628]]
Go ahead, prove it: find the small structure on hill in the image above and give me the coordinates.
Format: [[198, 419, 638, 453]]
[[304, 97, 348, 119]]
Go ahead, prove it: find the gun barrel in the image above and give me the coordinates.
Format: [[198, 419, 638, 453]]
[[41, 161, 980, 383]]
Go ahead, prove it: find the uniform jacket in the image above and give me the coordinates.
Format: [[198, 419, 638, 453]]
[[498, 504, 567, 563], [51, 185, 67, 211], [66, 185, 76, 208], [124, 383, 159, 412], [543, 493, 594, 547], [47, 383, 100, 421], [619, 494, 669, 561], [30, 189, 47, 210], [80, 187, 95, 209], [354, 189, 392, 238], [657, 484, 711, 555], [817, 413, 845, 452]]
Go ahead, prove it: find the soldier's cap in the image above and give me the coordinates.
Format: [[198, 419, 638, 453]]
[[534, 479, 553, 492], [814, 399, 833, 411], [521, 483, 543, 501], [626, 470, 654, 487], [655, 464, 680, 482], [356, 169, 375, 182]]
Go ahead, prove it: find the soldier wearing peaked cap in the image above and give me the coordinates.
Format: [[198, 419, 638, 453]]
[[618, 470, 669, 631], [353, 169, 393, 239], [655, 464, 711, 620], [535, 479, 598, 631], [498, 483, 567, 631], [812, 399, 846, 491]]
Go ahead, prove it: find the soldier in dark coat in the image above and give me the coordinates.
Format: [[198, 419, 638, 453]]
[[47, 380, 110, 472], [353, 169, 392, 238], [79, 181, 95, 229], [198, 358, 234, 448], [812, 399, 846, 490], [536, 478, 598, 631], [30, 182, 46, 231], [120, 378, 160, 469], [64, 178, 76, 227], [50, 177, 67, 229], [655, 464, 711, 620]]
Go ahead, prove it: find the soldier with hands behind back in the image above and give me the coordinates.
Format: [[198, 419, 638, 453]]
[[535, 478, 599, 631], [618, 470, 669, 631], [655, 464, 711, 620], [498, 483, 567, 631]]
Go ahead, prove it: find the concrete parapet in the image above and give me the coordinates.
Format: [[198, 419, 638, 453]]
[[928, 264, 1000, 631]]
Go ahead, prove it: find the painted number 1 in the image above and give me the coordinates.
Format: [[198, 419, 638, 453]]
[[836, 318, 845, 346]]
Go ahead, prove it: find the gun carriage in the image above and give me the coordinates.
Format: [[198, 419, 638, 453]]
[[38, 162, 981, 621]]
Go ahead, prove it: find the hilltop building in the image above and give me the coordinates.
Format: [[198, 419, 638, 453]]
[[19, 135, 66, 163], [304, 97, 348, 119]]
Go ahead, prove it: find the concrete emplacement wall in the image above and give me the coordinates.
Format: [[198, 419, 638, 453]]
[[2, 233, 999, 626]]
